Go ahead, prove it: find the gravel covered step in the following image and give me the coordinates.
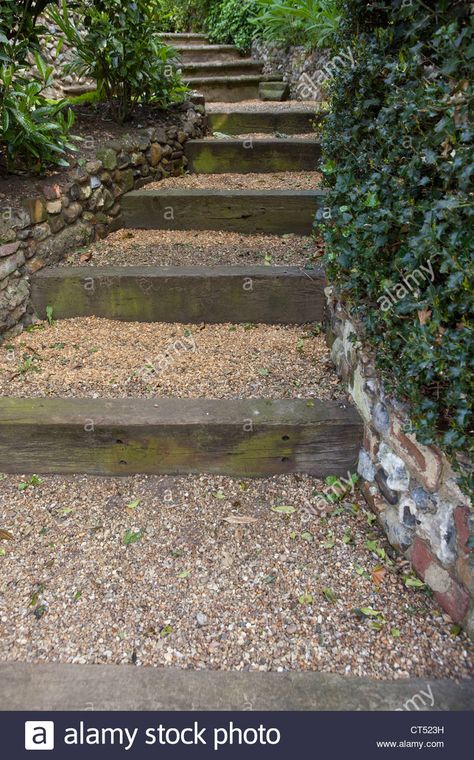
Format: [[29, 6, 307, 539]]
[[185, 75, 265, 102], [172, 44, 243, 62], [31, 265, 326, 324], [208, 109, 320, 135], [185, 138, 321, 173], [0, 397, 362, 477], [183, 60, 264, 78], [61, 230, 321, 268], [121, 189, 326, 233], [160, 32, 208, 42]]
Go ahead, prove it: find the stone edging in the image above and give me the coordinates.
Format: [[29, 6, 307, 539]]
[[0, 97, 206, 340], [325, 286, 473, 638]]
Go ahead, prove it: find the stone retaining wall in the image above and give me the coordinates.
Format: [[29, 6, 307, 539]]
[[325, 287, 473, 637], [251, 41, 330, 101], [0, 101, 205, 340]]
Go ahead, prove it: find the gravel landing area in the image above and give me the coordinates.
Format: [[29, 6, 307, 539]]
[[146, 171, 321, 190], [61, 230, 323, 268], [0, 319, 345, 401], [206, 101, 321, 113], [0, 472, 471, 679], [204, 133, 316, 140]]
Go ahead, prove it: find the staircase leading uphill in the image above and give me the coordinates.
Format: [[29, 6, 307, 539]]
[[1, 82, 363, 478], [161, 32, 281, 102]]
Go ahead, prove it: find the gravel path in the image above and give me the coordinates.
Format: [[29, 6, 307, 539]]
[[61, 230, 323, 268], [0, 472, 471, 678], [204, 133, 316, 140], [206, 100, 321, 113], [1, 319, 344, 401], [146, 171, 321, 190]]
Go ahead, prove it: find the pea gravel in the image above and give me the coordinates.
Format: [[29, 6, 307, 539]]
[[206, 100, 321, 113], [61, 230, 324, 268], [145, 171, 321, 191], [0, 318, 345, 401], [0, 472, 471, 679]]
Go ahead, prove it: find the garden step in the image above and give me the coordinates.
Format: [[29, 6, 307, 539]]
[[0, 397, 363, 477], [185, 138, 321, 173], [161, 33, 208, 42], [182, 59, 264, 78], [173, 44, 242, 62], [31, 265, 326, 324], [208, 109, 320, 135], [186, 75, 273, 102], [120, 189, 326, 234]]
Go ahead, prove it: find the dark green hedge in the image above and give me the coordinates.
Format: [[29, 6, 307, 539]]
[[319, 0, 473, 493]]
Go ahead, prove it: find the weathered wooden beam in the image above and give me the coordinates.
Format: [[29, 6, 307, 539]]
[[185, 138, 321, 174], [120, 189, 326, 234], [31, 265, 326, 324], [208, 110, 321, 135], [0, 398, 362, 477]]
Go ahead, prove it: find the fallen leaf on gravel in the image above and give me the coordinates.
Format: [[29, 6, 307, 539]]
[[322, 533, 335, 549], [212, 490, 226, 500], [0, 529, 13, 541], [123, 529, 143, 546], [322, 587, 337, 602], [301, 531, 314, 543], [79, 251, 92, 263], [298, 591, 313, 605], [126, 499, 141, 511], [223, 515, 257, 524], [271, 505, 296, 514], [371, 566, 386, 586]]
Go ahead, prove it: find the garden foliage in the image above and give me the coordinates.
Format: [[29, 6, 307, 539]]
[[155, 0, 212, 32], [0, 0, 75, 172], [49, 0, 187, 123], [206, 0, 259, 52], [252, 0, 340, 49], [319, 0, 473, 489]]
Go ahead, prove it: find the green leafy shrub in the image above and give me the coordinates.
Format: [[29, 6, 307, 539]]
[[49, 0, 187, 123], [319, 0, 473, 492], [154, 0, 212, 32], [206, 0, 259, 52], [0, 0, 75, 173], [253, 0, 340, 49]]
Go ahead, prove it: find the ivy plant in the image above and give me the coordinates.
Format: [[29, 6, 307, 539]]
[[318, 0, 473, 495]]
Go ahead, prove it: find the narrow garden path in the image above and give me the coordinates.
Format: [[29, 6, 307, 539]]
[[0, 35, 472, 706]]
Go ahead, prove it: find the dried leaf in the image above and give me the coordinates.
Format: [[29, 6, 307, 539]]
[[0, 529, 13, 541], [371, 565, 386, 586], [417, 309, 432, 325], [223, 515, 257, 525]]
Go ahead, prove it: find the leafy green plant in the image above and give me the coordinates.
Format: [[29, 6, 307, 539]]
[[49, 0, 187, 123], [0, 3, 76, 172], [253, 0, 340, 49], [45, 305, 54, 326], [319, 0, 473, 496], [206, 0, 259, 52], [18, 474, 43, 491], [154, 0, 212, 32]]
